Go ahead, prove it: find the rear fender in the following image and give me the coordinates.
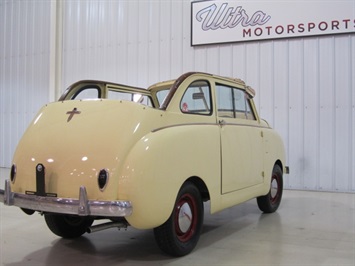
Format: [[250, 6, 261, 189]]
[[262, 129, 287, 195], [118, 125, 220, 229]]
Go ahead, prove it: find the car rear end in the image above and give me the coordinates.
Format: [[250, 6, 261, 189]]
[[0, 99, 163, 218]]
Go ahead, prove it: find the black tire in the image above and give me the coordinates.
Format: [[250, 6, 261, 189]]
[[154, 182, 204, 257], [257, 164, 283, 213], [44, 214, 94, 238]]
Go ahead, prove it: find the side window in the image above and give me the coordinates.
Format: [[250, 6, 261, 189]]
[[234, 89, 247, 119], [216, 85, 234, 118], [216, 84, 256, 120], [156, 89, 169, 107], [180, 80, 212, 115], [245, 98, 256, 120]]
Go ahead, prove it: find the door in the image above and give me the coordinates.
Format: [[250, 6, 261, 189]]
[[216, 84, 264, 194]]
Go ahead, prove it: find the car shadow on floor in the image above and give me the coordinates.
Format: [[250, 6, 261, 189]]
[[4, 200, 275, 266]]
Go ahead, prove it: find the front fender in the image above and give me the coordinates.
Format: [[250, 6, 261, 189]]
[[118, 124, 220, 229]]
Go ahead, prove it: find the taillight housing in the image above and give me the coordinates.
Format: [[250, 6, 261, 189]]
[[10, 164, 17, 183], [98, 169, 109, 191]]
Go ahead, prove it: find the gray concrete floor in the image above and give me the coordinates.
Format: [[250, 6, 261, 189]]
[[0, 167, 354, 266]]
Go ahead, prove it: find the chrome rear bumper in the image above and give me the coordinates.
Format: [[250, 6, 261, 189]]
[[0, 180, 132, 217]]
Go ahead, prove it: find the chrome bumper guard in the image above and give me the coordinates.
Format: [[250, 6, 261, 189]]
[[0, 180, 132, 217]]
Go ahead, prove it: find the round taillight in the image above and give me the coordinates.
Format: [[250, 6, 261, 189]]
[[98, 169, 109, 191], [10, 164, 17, 183]]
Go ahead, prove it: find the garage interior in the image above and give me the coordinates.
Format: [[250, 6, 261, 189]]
[[0, 1, 354, 265]]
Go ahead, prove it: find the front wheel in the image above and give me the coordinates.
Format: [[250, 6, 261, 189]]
[[44, 214, 94, 238], [154, 182, 204, 257], [257, 164, 283, 213]]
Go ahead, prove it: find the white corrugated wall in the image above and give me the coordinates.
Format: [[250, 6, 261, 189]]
[[0, 0, 354, 192], [0, 0, 51, 167]]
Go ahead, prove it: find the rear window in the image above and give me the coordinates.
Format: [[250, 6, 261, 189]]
[[108, 90, 153, 106]]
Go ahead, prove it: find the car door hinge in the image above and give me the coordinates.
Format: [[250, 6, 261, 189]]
[[260, 131, 264, 137], [262, 171, 265, 177]]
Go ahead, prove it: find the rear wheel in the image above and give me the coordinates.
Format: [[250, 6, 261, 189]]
[[44, 214, 94, 238], [257, 164, 283, 213], [154, 182, 203, 256]]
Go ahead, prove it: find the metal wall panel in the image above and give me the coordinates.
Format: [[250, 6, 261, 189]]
[[0, 1, 51, 168], [352, 36, 355, 192], [287, 40, 304, 189], [1, 0, 354, 192], [334, 36, 353, 191], [60, 0, 354, 192]]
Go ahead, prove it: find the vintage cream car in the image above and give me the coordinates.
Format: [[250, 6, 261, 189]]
[[0, 72, 288, 256]]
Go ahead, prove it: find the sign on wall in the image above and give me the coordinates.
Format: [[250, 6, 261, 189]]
[[191, 0, 355, 46]]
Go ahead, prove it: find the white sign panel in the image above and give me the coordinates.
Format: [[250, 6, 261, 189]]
[[191, 0, 355, 46]]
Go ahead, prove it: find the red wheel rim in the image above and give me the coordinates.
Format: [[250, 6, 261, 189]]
[[174, 193, 198, 242]]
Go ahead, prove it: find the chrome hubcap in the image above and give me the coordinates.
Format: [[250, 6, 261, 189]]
[[270, 178, 278, 199], [178, 202, 193, 233]]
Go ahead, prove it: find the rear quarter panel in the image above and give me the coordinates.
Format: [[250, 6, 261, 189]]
[[119, 119, 221, 229]]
